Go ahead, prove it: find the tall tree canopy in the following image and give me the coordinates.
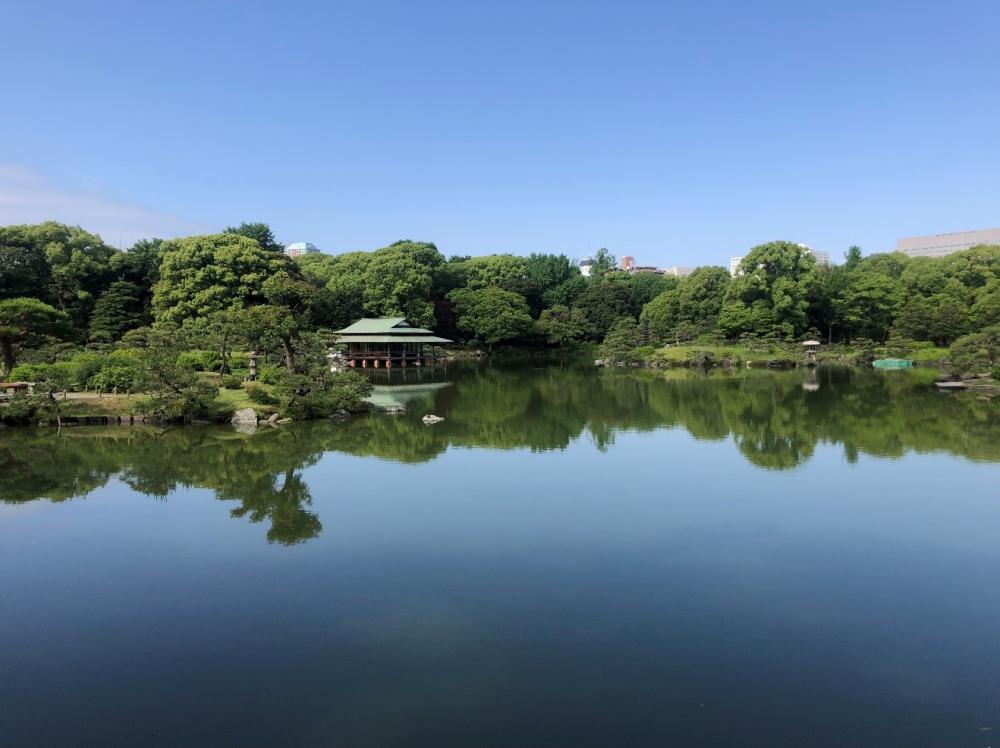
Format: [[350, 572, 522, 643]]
[[89, 281, 149, 342], [223, 222, 284, 253], [0, 222, 116, 330], [0, 298, 71, 373], [447, 287, 533, 349], [152, 233, 293, 326], [718, 241, 818, 338]]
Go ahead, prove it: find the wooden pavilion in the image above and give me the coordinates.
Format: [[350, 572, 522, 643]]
[[333, 318, 452, 368]]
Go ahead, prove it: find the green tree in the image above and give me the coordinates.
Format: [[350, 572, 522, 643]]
[[0, 225, 54, 302], [639, 288, 680, 342], [718, 241, 818, 338], [949, 325, 1000, 375], [573, 279, 633, 340], [151, 233, 292, 326], [110, 238, 165, 293], [0, 298, 71, 374], [447, 287, 533, 349], [525, 253, 579, 298], [893, 293, 967, 345], [971, 286, 1000, 328], [535, 304, 588, 348], [841, 270, 905, 342], [600, 318, 642, 363], [450, 254, 528, 290], [674, 266, 730, 328], [0, 222, 117, 332], [133, 331, 219, 421], [224, 222, 284, 253], [590, 247, 616, 277], [89, 281, 149, 342], [240, 304, 301, 372], [627, 273, 675, 315], [358, 241, 443, 328]]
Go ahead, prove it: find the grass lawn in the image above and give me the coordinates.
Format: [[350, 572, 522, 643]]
[[650, 344, 803, 366]]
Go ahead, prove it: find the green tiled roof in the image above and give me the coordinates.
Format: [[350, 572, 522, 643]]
[[334, 317, 451, 343], [336, 335, 451, 344], [336, 318, 428, 334]]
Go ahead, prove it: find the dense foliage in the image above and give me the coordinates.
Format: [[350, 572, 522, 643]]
[[3, 221, 1000, 382]]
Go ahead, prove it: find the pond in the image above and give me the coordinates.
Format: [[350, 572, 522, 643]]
[[1, 363, 999, 746]]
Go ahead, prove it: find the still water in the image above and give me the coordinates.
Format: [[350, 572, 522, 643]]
[[1, 363, 999, 746]]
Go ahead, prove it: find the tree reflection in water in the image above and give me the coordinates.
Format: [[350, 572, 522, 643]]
[[2, 362, 998, 544]]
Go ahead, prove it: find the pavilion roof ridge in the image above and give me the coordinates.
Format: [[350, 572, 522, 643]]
[[334, 317, 436, 335]]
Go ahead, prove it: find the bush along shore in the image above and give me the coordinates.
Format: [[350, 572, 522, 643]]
[[594, 338, 954, 370]]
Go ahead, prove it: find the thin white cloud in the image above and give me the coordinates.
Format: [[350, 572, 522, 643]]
[[0, 164, 210, 247]]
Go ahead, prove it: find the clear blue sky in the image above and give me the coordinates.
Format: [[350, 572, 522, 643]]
[[2, 0, 998, 266]]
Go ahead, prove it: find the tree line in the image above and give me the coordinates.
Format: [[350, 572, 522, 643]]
[[2, 222, 1000, 381]]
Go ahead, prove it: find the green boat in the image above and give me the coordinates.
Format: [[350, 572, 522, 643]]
[[873, 358, 914, 369]]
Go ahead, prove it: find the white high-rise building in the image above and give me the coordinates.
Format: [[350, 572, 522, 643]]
[[285, 242, 320, 257], [579, 257, 594, 278]]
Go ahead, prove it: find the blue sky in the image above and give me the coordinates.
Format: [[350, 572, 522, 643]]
[[2, 0, 998, 267]]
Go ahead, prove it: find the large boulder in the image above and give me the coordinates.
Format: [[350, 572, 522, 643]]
[[231, 408, 258, 426]]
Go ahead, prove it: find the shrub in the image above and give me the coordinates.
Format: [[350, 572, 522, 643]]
[[950, 325, 1000, 375], [90, 364, 139, 392], [175, 349, 220, 372], [8, 363, 51, 382], [686, 349, 717, 368], [245, 384, 277, 405], [220, 375, 243, 389], [70, 352, 109, 388], [0, 394, 45, 425], [256, 366, 282, 385]]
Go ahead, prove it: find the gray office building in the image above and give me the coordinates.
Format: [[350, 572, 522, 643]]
[[896, 228, 1000, 259]]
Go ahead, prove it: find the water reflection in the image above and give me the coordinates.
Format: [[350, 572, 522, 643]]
[[2, 363, 998, 544]]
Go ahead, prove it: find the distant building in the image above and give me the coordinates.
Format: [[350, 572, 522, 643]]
[[579, 257, 594, 277], [896, 228, 1000, 259], [285, 241, 320, 257], [809, 249, 831, 268], [663, 266, 693, 277], [631, 265, 662, 274], [620, 255, 635, 271], [730, 245, 829, 276]]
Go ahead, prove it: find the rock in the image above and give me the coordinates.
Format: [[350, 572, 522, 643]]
[[266, 412, 281, 424], [277, 418, 293, 424], [594, 359, 605, 367], [382, 405, 407, 415], [422, 414, 445, 425], [231, 408, 258, 427], [330, 408, 351, 420]]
